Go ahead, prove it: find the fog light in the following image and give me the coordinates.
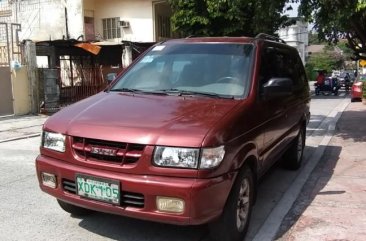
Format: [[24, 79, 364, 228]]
[[156, 196, 185, 213], [41, 172, 57, 188]]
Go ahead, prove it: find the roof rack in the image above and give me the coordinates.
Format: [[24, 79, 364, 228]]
[[255, 33, 286, 44]]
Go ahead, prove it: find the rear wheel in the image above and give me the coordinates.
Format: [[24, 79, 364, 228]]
[[209, 166, 254, 241], [57, 199, 93, 216], [283, 126, 305, 170]]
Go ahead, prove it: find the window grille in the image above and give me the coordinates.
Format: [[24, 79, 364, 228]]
[[102, 17, 121, 40]]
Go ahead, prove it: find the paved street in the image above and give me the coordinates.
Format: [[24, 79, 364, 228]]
[[276, 101, 366, 241], [0, 90, 364, 241]]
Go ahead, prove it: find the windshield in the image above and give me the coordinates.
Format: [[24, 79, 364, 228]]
[[110, 43, 254, 98]]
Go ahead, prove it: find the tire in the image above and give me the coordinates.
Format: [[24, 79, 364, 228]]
[[209, 166, 254, 241], [283, 126, 305, 170], [57, 199, 93, 216]]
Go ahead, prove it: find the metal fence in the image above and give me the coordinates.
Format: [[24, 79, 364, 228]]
[[39, 57, 109, 113]]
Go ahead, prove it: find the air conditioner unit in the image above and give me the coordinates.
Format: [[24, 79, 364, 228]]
[[119, 20, 130, 28]]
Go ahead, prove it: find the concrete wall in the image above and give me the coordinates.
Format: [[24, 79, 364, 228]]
[[19, 0, 84, 41], [84, 0, 154, 42], [12, 67, 31, 115], [15, 0, 157, 42]]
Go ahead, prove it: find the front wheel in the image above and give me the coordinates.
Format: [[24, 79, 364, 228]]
[[209, 166, 254, 241], [57, 199, 93, 216]]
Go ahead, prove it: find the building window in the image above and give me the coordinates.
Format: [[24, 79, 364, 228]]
[[156, 15, 171, 41], [102, 18, 121, 39]]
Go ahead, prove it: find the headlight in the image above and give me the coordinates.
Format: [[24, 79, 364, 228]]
[[200, 146, 225, 169], [153, 146, 226, 169], [153, 147, 199, 169], [42, 131, 66, 152]]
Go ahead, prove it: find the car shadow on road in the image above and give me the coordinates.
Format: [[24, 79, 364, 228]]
[[76, 213, 211, 241], [335, 108, 366, 142], [275, 105, 366, 239], [274, 144, 342, 240]]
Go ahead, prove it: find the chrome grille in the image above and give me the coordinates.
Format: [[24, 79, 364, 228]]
[[72, 137, 145, 165]]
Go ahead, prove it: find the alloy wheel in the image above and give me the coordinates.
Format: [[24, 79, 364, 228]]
[[236, 178, 250, 231]]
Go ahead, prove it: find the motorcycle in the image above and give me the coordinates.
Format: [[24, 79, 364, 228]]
[[344, 79, 351, 92], [315, 77, 340, 96]]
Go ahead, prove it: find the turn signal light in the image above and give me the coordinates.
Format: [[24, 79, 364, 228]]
[[41, 172, 57, 188]]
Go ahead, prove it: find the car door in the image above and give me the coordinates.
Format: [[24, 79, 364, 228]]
[[257, 45, 291, 170]]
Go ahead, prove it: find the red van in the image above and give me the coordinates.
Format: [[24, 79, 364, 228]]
[[36, 35, 310, 241]]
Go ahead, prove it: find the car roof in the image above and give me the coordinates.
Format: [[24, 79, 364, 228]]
[[163, 37, 256, 44], [159, 35, 298, 53], [162, 35, 290, 46]]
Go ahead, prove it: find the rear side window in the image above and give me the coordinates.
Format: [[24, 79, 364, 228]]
[[259, 46, 306, 91]]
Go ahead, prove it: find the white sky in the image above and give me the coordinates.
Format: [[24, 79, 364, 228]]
[[286, 2, 300, 17]]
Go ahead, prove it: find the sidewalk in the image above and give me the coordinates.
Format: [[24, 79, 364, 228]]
[[0, 115, 48, 142], [276, 102, 366, 241]]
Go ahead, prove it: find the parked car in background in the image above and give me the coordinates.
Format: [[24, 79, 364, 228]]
[[351, 74, 366, 102], [35, 35, 310, 241], [332, 70, 340, 78], [338, 71, 355, 87]]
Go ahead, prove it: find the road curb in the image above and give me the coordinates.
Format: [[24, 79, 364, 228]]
[[0, 133, 41, 143], [252, 98, 350, 241]]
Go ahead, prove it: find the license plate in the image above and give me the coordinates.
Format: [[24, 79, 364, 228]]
[[76, 174, 120, 204]]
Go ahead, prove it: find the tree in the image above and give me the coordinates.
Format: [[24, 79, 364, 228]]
[[308, 32, 326, 45], [168, 0, 292, 37], [305, 48, 344, 80], [299, 0, 366, 59]]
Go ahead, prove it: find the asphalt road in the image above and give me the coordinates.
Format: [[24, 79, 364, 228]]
[[0, 91, 351, 241]]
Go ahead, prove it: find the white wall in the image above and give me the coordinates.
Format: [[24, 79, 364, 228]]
[[278, 19, 308, 63], [66, 0, 84, 40], [18, 0, 84, 41], [88, 0, 154, 42], [15, 0, 155, 42]]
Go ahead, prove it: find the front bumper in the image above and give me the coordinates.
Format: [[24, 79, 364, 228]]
[[36, 154, 236, 225]]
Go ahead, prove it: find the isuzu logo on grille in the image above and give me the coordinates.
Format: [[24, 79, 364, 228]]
[[90, 146, 117, 156]]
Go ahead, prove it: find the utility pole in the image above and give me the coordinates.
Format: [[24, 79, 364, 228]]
[[65, 7, 70, 40]]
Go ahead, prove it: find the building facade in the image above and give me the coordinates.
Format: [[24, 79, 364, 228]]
[[278, 18, 309, 63], [0, 0, 172, 43]]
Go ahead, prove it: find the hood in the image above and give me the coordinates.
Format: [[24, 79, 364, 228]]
[[44, 92, 240, 147]]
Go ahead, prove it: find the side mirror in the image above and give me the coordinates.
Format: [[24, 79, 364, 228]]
[[106, 73, 117, 83], [262, 77, 293, 99]]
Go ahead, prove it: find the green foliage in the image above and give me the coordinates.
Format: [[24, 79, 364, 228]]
[[168, 0, 291, 37], [305, 50, 344, 80], [308, 33, 326, 45], [299, 0, 366, 59]]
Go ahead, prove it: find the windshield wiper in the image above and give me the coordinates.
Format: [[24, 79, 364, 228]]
[[159, 89, 233, 99], [109, 88, 168, 95], [109, 88, 141, 93]]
